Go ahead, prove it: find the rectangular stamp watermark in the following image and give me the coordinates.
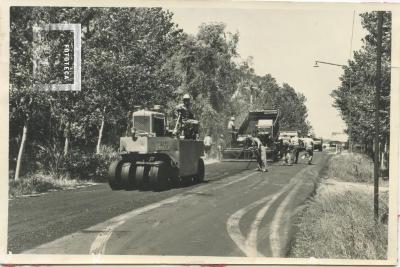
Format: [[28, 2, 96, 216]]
[[32, 23, 81, 91]]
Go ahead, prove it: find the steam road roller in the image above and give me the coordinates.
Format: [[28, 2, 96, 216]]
[[108, 109, 204, 190]]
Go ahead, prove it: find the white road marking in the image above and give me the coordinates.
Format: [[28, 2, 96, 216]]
[[245, 183, 294, 256], [89, 171, 258, 254], [226, 165, 314, 257], [226, 195, 272, 256], [226, 182, 294, 257], [267, 166, 316, 256], [269, 181, 302, 257]]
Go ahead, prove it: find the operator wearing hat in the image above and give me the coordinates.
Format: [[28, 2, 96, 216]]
[[174, 93, 196, 139], [177, 93, 194, 120]]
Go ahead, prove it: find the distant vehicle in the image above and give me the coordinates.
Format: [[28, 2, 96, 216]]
[[313, 138, 323, 151], [222, 110, 282, 161], [329, 141, 341, 147]]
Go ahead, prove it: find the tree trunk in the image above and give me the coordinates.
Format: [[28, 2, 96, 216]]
[[64, 136, 69, 156], [64, 123, 70, 156], [15, 122, 28, 181], [96, 115, 105, 154]]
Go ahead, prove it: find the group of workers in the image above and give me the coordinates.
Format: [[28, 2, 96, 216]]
[[174, 93, 315, 172], [281, 134, 314, 166]]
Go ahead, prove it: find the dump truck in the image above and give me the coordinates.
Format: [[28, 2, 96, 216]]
[[108, 109, 204, 190], [222, 110, 281, 161]]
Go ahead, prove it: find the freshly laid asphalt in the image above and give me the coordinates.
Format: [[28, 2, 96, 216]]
[[8, 152, 330, 256]]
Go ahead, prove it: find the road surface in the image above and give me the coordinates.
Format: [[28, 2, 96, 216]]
[[9, 152, 330, 256]]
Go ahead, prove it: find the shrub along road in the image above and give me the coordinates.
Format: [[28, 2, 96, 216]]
[[9, 152, 330, 256]]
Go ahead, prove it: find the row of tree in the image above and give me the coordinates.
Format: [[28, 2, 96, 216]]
[[331, 11, 391, 165], [10, 7, 311, 180]]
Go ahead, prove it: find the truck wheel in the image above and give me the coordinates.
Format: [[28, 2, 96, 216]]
[[108, 160, 123, 190], [194, 158, 205, 183]]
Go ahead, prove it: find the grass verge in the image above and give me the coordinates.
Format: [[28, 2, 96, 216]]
[[290, 153, 388, 260], [327, 152, 373, 183]]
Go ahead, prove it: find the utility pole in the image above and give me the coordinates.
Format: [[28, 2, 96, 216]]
[[374, 11, 383, 221], [348, 10, 355, 153]]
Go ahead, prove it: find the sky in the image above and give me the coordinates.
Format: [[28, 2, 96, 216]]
[[168, 7, 367, 139]]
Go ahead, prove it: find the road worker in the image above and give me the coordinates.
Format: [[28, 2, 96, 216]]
[[173, 93, 197, 139], [303, 133, 314, 165], [290, 134, 301, 164], [282, 137, 292, 166], [336, 142, 343, 154], [249, 132, 267, 172], [203, 132, 213, 159], [217, 134, 225, 161], [227, 116, 236, 147], [176, 93, 194, 120]]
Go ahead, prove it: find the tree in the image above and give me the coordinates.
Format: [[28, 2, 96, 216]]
[[9, 7, 185, 178], [9, 7, 314, 179], [231, 59, 312, 136], [167, 22, 240, 137], [274, 84, 311, 135], [331, 11, 391, 158], [83, 8, 183, 150], [10, 7, 52, 180]]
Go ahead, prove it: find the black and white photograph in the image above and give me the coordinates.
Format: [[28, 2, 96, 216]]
[[3, 1, 399, 265]]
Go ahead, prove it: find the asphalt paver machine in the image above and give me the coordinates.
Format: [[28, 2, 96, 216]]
[[222, 109, 281, 162]]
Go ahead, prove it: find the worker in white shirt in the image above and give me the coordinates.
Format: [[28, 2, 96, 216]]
[[290, 134, 301, 164], [227, 116, 236, 147], [302, 134, 314, 165], [281, 137, 292, 166], [249, 133, 267, 172], [203, 133, 213, 159]]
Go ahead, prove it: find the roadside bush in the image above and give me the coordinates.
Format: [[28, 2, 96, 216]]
[[35, 145, 69, 178], [95, 145, 121, 178], [8, 145, 119, 197], [34, 144, 120, 181], [64, 150, 100, 180], [328, 153, 373, 183], [64, 145, 120, 181], [9, 172, 81, 198], [98, 145, 120, 163]]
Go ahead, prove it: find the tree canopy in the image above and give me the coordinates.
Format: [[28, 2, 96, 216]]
[[10, 7, 312, 178], [331, 11, 391, 157]]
